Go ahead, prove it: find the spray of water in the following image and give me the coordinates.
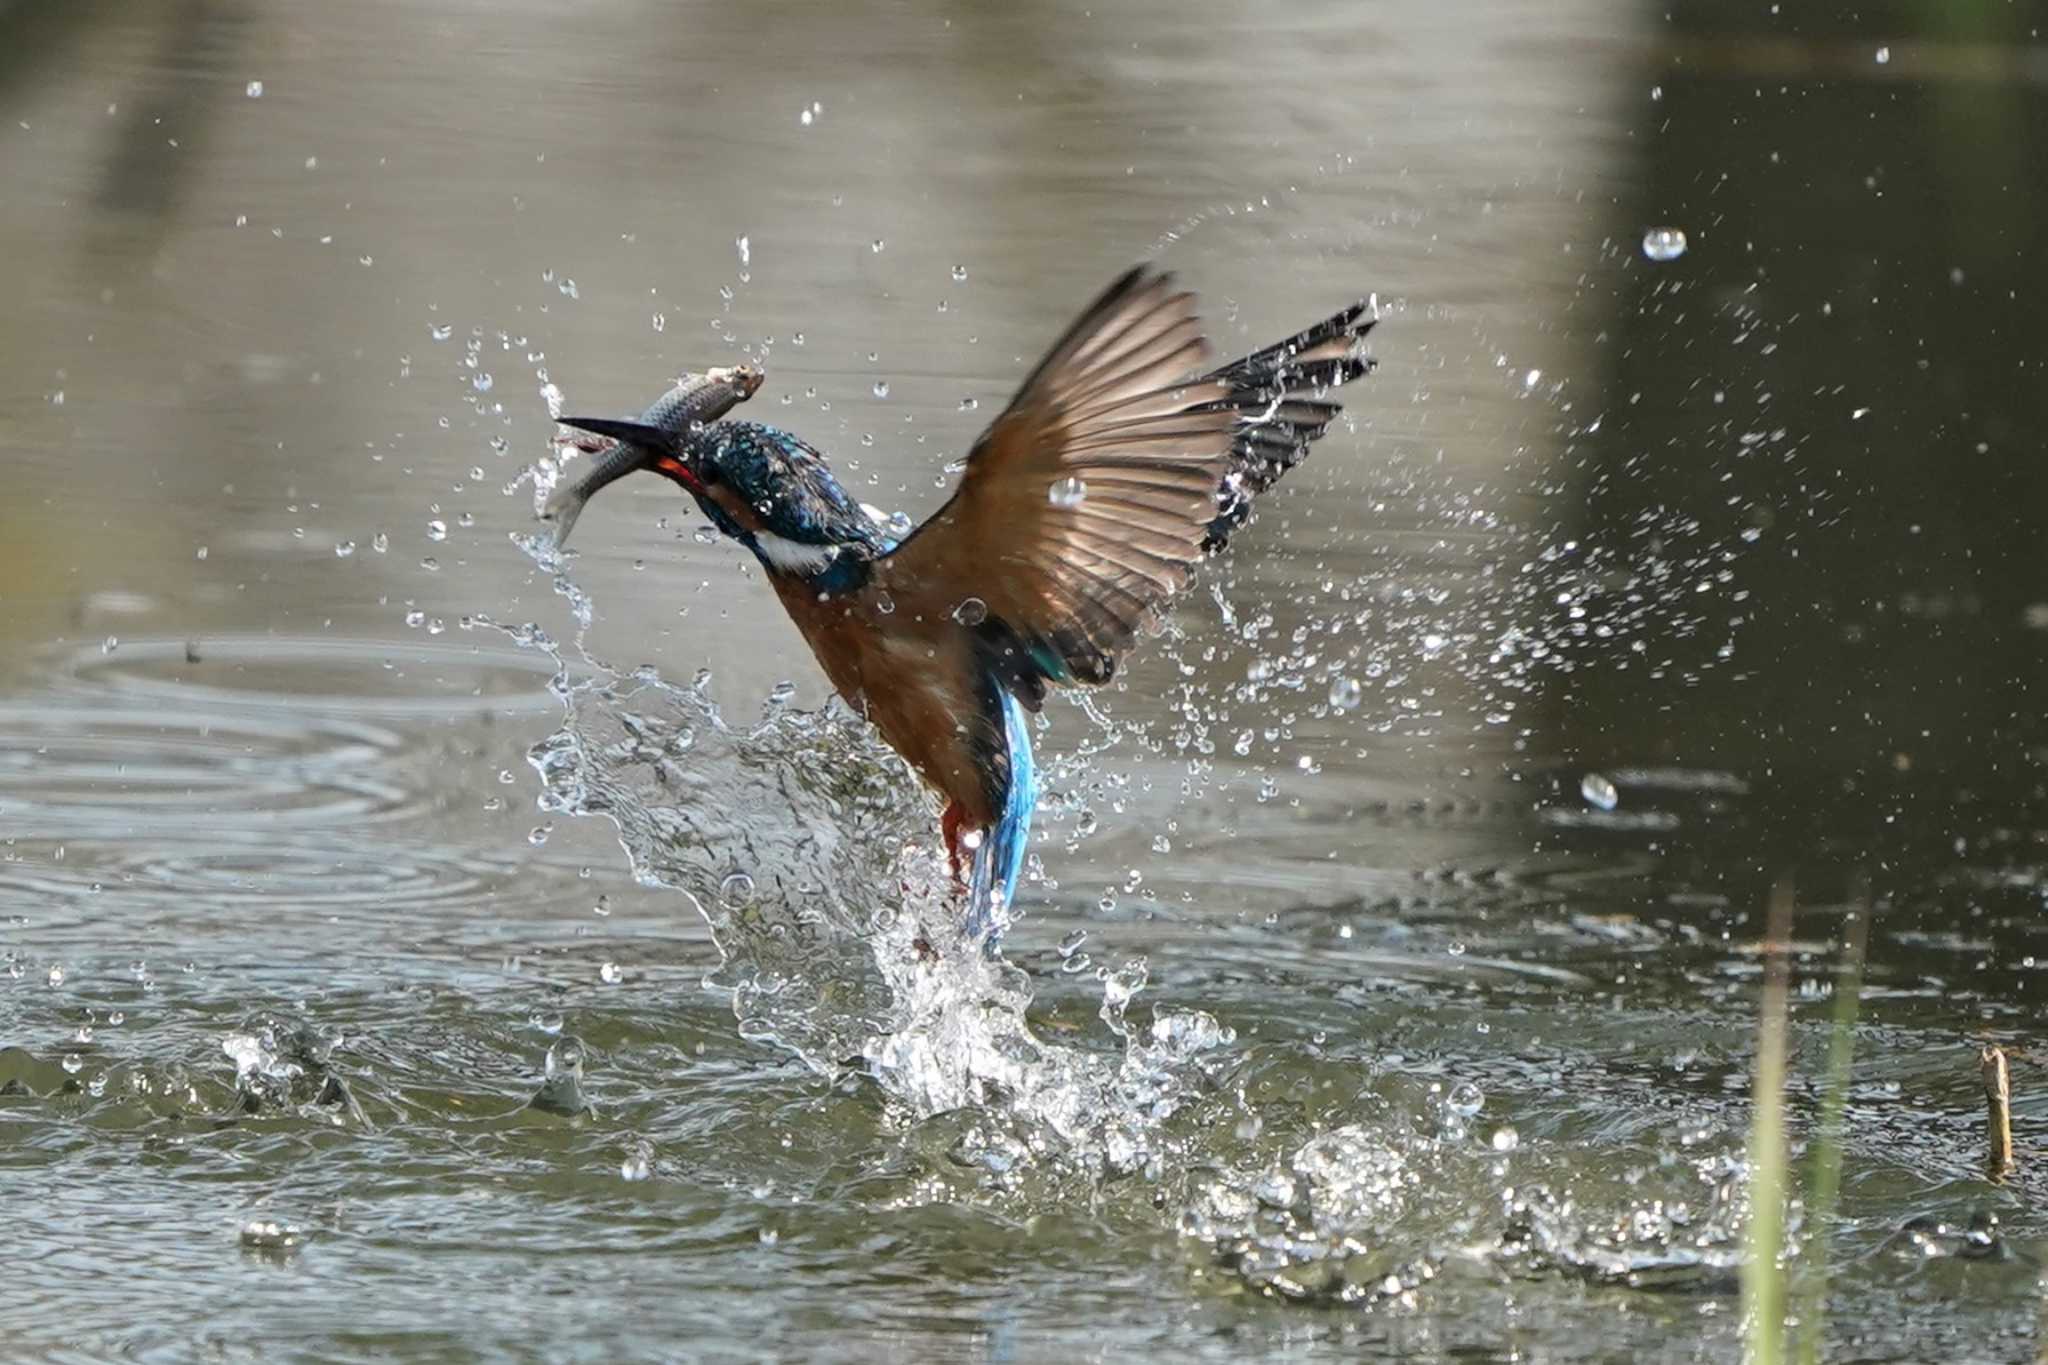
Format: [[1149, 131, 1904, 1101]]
[[504, 520, 1236, 1174], [497, 385, 1771, 1294]]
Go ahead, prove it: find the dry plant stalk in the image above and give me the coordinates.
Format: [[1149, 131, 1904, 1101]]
[[1981, 1044, 2013, 1180]]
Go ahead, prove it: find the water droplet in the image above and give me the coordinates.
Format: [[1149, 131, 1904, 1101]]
[[472, 372, 494, 393], [768, 680, 797, 706], [870, 238, 885, 254], [875, 594, 895, 615], [1641, 226, 1689, 262], [952, 597, 988, 626], [951, 264, 968, 282], [1491, 1126, 1520, 1152], [195, 545, 208, 560], [799, 107, 814, 127], [735, 235, 750, 266], [872, 380, 889, 398], [334, 540, 355, 558], [46, 965, 65, 987], [1049, 476, 1087, 509], [245, 80, 264, 98], [429, 323, 453, 342], [371, 532, 389, 553], [544, 1036, 584, 1080], [528, 824, 552, 846], [1580, 772, 1619, 811], [1445, 1081, 1484, 1117], [599, 961, 623, 985], [426, 519, 447, 541], [100, 636, 118, 655], [1522, 368, 1542, 390], [1327, 676, 1362, 711], [621, 1141, 653, 1181], [62, 1054, 83, 1075], [1875, 45, 1890, 64], [719, 872, 756, 906]]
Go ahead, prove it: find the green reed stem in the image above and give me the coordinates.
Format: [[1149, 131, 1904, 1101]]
[[1744, 880, 1795, 1365], [1794, 880, 1869, 1365]]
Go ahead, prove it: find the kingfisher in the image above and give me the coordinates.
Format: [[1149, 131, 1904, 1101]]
[[546, 265, 1376, 933]]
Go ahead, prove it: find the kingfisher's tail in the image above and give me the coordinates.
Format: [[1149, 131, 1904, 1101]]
[[963, 688, 1036, 943]]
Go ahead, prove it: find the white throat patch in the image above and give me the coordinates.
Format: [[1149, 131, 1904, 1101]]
[[752, 531, 842, 576]]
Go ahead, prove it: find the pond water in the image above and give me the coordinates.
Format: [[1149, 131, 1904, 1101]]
[[2, 1, 2044, 1360]]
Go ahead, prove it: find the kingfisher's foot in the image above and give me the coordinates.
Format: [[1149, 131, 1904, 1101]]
[[940, 801, 971, 891]]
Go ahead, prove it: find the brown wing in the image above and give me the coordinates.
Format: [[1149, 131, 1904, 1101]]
[[873, 265, 1235, 691]]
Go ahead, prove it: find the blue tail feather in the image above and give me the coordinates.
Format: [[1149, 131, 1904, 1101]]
[[965, 688, 1035, 942]]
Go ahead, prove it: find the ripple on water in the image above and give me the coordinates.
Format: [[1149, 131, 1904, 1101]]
[[0, 634, 616, 974], [0, 832, 533, 950], [0, 702, 416, 835], [49, 634, 566, 719]]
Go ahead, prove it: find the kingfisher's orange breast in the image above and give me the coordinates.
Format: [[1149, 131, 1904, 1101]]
[[769, 579, 1001, 827]]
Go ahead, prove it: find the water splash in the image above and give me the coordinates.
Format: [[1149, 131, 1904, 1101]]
[[1183, 1096, 1755, 1306], [509, 514, 1231, 1171]]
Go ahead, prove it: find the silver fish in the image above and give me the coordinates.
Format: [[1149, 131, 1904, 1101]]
[[542, 364, 763, 547]]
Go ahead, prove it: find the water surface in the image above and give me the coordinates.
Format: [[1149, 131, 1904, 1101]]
[[2, 2, 2044, 1360]]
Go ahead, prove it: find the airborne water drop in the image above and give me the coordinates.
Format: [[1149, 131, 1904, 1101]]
[[1641, 226, 1689, 262]]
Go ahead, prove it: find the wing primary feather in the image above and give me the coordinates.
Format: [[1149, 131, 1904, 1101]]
[[876, 266, 1376, 698]]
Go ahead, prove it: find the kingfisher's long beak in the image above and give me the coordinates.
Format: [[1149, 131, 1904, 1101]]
[[543, 418, 702, 548], [542, 365, 760, 548]]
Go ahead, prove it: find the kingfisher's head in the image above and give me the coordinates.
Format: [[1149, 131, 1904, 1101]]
[[552, 410, 887, 589]]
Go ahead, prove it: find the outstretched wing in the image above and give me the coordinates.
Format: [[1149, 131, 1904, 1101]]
[[874, 265, 1237, 693]]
